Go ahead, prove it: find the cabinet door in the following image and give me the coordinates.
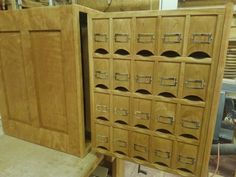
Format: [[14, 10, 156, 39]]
[[93, 19, 110, 55], [176, 105, 204, 141], [113, 18, 132, 56], [113, 59, 131, 91], [113, 95, 130, 125], [151, 137, 173, 167], [135, 17, 157, 56], [94, 58, 110, 89], [94, 92, 110, 121], [113, 128, 129, 155], [152, 101, 176, 134], [95, 124, 110, 150], [132, 98, 152, 129], [131, 132, 150, 161], [155, 62, 180, 97], [160, 16, 185, 57], [183, 64, 210, 101], [134, 61, 154, 94]]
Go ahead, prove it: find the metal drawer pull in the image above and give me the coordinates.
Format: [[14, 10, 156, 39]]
[[135, 111, 150, 120], [97, 135, 109, 143], [178, 155, 195, 165], [96, 105, 109, 113], [157, 116, 174, 125], [136, 75, 152, 84], [155, 150, 171, 159], [114, 33, 130, 43], [114, 108, 129, 116], [94, 33, 108, 42], [192, 33, 213, 44], [185, 79, 205, 89], [134, 144, 147, 153], [182, 119, 200, 129], [160, 77, 178, 86], [95, 71, 108, 79], [115, 73, 129, 81], [116, 140, 128, 147], [137, 33, 155, 43], [162, 33, 182, 43]]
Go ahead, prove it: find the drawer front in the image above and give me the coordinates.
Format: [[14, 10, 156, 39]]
[[188, 16, 217, 58], [113, 128, 129, 155], [175, 142, 198, 174], [155, 62, 180, 97], [160, 16, 185, 57], [113, 95, 130, 125], [95, 124, 110, 150], [135, 17, 157, 56], [134, 61, 154, 94], [131, 132, 149, 161], [94, 92, 110, 121], [151, 137, 173, 167], [94, 59, 110, 89], [113, 59, 131, 91], [176, 105, 204, 140], [152, 101, 176, 134], [132, 98, 152, 129], [93, 19, 110, 55], [113, 18, 132, 56], [183, 63, 210, 101]]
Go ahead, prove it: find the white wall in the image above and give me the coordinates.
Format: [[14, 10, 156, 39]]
[[159, 0, 178, 10]]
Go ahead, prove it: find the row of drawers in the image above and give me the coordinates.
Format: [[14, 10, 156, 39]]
[[93, 15, 218, 58], [94, 59, 211, 101], [94, 91, 205, 142], [95, 123, 199, 175]]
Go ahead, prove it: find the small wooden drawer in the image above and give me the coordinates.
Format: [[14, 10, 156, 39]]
[[155, 62, 181, 97], [113, 59, 131, 91], [94, 59, 110, 89], [152, 101, 176, 134], [132, 98, 152, 129], [151, 136, 173, 167], [135, 17, 157, 56], [183, 63, 210, 101], [95, 124, 110, 150], [113, 18, 132, 56], [113, 95, 130, 125], [93, 19, 110, 55], [187, 16, 217, 58], [176, 105, 204, 141], [160, 16, 185, 57], [131, 132, 149, 161], [113, 128, 129, 155], [94, 92, 110, 121], [134, 61, 154, 94], [175, 142, 198, 174]]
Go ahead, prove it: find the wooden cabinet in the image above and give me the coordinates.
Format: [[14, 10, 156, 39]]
[[95, 124, 110, 150], [94, 58, 110, 89], [94, 92, 110, 121], [113, 128, 129, 155]]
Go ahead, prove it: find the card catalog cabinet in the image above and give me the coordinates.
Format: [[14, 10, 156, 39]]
[[90, 5, 233, 177]]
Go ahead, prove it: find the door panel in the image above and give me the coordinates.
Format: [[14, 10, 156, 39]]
[[113, 95, 130, 125], [94, 92, 110, 121], [113, 128, 129, 155], [95, 123, 110, 150], [94, 58, 110, 89]]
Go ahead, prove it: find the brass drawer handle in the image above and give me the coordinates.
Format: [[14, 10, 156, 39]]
[[162, 33, 182, 43], [160, 77, 178, 86], [185, 79, 205, 89], [115, 73, 129, 81], [136, 75, 152, 84], [154, 150, 171, 159], [95, 71, 108, 79], [137, 33, 155, 43], [114, 33, 130, 43], [114, 108, 129, 116], [182, 119, 200, 129], [96, 104, 109, 113], [94, 33, 108, 42], [134, 144, 147, 153], [157, 116, 174, 125], [97, 135, 109, 143], [178, 155, 195, 165], [192, 33, 213, 44], [115, 140, 128, 147], [135, 111, 150, 120]]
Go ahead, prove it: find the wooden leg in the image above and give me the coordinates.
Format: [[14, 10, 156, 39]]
[[112, 158, 124, 177]]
